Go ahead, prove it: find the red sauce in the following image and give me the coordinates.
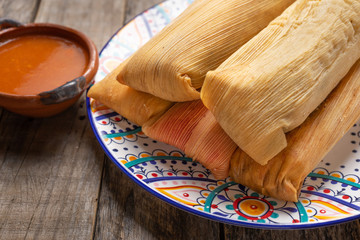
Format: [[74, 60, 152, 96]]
[[0, 34, 89, 95]]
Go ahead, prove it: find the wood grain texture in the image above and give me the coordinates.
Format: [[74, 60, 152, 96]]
[[224, 220, 360, 240], [0, 100, 103, 240], [35, 0, 127, 49], [0, 0, 39, 23], [0, 0, 116, 239], [124, 0, 163, 23]]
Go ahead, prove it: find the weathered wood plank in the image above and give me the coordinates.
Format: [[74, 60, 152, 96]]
[[0, 101, 104, 240], [224, 220, 360, 240], [0, 0, 39, 23], [124, 0, 163, 24], [0, 0, 126, 239], [35, 0, 127, 49]]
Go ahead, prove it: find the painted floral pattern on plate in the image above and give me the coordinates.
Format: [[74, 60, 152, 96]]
[[88, 0, 360, 228]]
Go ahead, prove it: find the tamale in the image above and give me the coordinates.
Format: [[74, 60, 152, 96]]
[[230, 59, 360, 202], [201, 0, 360, 165], [142, 100, 237, 179], [87, 62, 173, 126], [117, 0, 294, 102]]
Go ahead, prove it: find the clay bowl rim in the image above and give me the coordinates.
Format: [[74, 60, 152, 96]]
[[0, 22, 99, 103]]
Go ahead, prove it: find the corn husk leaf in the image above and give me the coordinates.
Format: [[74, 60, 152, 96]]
[[88, 62, 173, 126], [143, 100, 237, 179], [230, 59, 360, 202], [117, 0, 294, 101], [142, 100, 207, 151], [185, 110, 237, 179], [202, 0, 360, 165]]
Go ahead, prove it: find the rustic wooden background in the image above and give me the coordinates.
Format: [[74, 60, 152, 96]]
[[0, 0, 359, 239]]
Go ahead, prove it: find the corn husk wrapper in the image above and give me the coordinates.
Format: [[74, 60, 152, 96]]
[[230, 60, 360, 202], [184, 110, 237, 179], [88, 62, 173, 126], [201, 0, 360, 165], [117, 0, 294, 101], [143, 100, 237, 179], [142, 100, 208, 150]]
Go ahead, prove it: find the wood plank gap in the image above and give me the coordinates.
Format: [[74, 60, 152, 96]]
[[11, 120, 42, 183], [124, 0, 162, 24], [120, 0, 127, 29], [91, 155, 106, 240], [0, 109, 3, 125], [30, 0, 42, 22], [22, 175, 51, 240], [219, 223, 225, 240], [0, 145, 9, 170], [90, 0, 127, 236]]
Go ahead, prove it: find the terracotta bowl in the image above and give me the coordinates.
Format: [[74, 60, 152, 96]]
[[0, 19, 99, 117]]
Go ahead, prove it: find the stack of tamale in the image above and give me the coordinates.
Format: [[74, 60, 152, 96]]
[[88, 0, 360, 202]]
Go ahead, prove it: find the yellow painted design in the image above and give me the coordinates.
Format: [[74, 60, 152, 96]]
[[140, 153, 150, 158], [346, 177, 356, 183], [315, 215, 342, 220], [157, 185, 206, 206], [239, 200, 266, 216], [312, 200, 350, 215]]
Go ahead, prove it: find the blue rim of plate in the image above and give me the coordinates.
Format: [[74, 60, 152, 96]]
[[86, 0, 360, 229]]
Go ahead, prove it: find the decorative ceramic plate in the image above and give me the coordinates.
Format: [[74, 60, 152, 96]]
[[87, 0, 360, 229]]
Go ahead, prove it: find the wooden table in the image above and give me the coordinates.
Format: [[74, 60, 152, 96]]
[[0, 0, 359, 239]]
